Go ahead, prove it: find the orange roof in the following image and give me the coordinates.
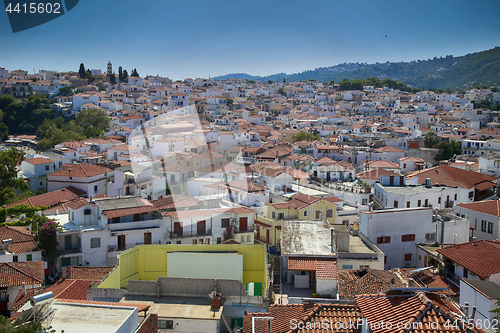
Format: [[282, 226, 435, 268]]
[[49, 163, 109, 178], [24, 157, 52, 165], [7, 186, 86, 208], [67, 266, 114, 281], [436, 240, 500, 279], [0, 261, 44, 288], [456, 200, 500, 217]]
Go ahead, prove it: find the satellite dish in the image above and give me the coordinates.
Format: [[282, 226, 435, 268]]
[[208, 291, 216, 299], [19, 214, 26, 220]]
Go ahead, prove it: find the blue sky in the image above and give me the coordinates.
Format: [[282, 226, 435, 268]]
[[1, 0, 499, 80]]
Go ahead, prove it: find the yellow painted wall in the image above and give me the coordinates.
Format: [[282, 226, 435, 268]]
[[99, 244, 267, 294], [297, 200, 337, 224]]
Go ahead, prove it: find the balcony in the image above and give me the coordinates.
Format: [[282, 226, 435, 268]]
[[59, 247, 82, 256], [444, 201, 454, 208], [170, 229, 212, 239], [443, 268, 460, 286]]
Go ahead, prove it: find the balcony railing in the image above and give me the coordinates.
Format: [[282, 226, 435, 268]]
[[444, 201, 454, 208], [108, 241, 159, 252], [443, 268, 460, 286], [59, 247, 82, 256], [171, 229, 212, 239]]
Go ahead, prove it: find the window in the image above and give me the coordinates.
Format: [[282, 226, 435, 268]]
[[315, 210, 322, 220], [469, 191, 474, 199], [326, 209, 333, 218], [90, 238, 101, 248], [454, 194, 457, 201], [144, 232, 152, 244], [377, 236, 391, 244], [176, 240, 181, 244], [39, 182, 43, 186], [407, 201, 410, 208], [488, 222, 494, 234], [45, 165, 50, 171], [72, 212, 75, 220], [221, 219, 230, 228], [425, 233, 436, 242], [417, 200, 421, 207], [438, 197, 441, 204], [424, 199, 428, 207], [384, 256, 387, 264], [404, 253, 412, 261], [278, 212, 285, 220], [246, 235, 251, 243], [402, 234, 415, 242], [342, 265, 353, 269], [272, 211, 276, 219], [403, 163, 406, 168], [481, 220, 487, 232], [463, 268, 469, 278], [303, 210, 308, 217], [94, 185, 98, 193], [13, 255, 18, 262], [26, 254, 32, 261], [117, 235, 125, 250], [217, 237, 222, 244], [192, 239, 197, 244], [159, 320, 174, 329], [394, 201, 398, 208]]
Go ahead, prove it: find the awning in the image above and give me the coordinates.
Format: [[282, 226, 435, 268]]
[[475, 181, 496, 191], [255, 220, 270, 228]]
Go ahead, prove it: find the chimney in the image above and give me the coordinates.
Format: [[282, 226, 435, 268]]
[[473, 237, 477, 245], [21, 283, 26, 297], [471, 306, 477, 319], [464, 302, 469, 316]]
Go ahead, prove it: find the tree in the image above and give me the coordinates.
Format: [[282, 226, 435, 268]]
[[109, 73, 116, 84], [56, 86, 75, 96], [226, 98, 234, 108], [118, 66, 123, 82], [38, 219, 60, 266], [75, 108, 110, 132], [130, 68, 139, 77], [78, 63, 86, 79], [122, 69, 128, 81], [434, 140, 461, 161], [277, 88, 286, 97], [292, 132, 321, 143], [423, 131, 437, 148], [0, 148, 29, 205]]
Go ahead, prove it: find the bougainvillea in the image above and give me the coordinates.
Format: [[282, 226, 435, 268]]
[[38, 220, 60, 265]]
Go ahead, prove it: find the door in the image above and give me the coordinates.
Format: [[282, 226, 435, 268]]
[[144, 232, 152, 244], [239, 217, 248, 232], [266, 229, 270, 243], [118, 235, 126, 250], [256, 227, 261, 241], [197, 220, 206, 235], [174, 222, 183, 237], [65, 235, 72, 250]]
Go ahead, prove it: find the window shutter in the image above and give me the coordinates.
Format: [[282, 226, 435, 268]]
[[401, 235, 405, 242], [377, 237, 381, 244], [412, 234, 415, 241], [387, 236, 391, 243]]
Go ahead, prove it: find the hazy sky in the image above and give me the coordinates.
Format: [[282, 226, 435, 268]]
[[1, 0, 499, 80]]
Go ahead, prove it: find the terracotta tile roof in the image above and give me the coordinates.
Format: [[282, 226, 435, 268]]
[[67, 266, 114, 282], [243, 303, 361, 333], [288, 257, 316, 271], [456, 200, 500, 217], [104, 205, 158, 219], [356, 291, 482, 333], [407, 164, 498, 189], [316, 259, 338, 280], [436, 240, 500, 279], [6, 186, 86, 208], [366, 160, 400, 169], [0, 226, 38, 254], [338, 268, 405, 300], [57, 279, 93, 300], [0, 261, 44, 288], [48, 163, 109, 178], [24, 157, 53, 165], [374, 146, 405, 153]]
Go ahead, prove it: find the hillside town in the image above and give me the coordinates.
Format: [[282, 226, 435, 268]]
[[2, 63, 500, 332]]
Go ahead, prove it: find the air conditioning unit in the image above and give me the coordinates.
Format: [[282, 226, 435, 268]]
[[111, 233, 116, 236]]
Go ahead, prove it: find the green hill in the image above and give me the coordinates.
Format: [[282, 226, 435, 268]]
[[214, 47, 500, 89]]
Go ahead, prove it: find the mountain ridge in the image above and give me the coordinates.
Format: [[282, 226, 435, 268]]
[[213, 47, 500, 89]]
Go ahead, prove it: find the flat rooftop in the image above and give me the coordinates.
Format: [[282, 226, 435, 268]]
[[377, 183, 455, 195], [289, 184, 329, 196], [120, 295, 222, 320], [281, 220, 336, 256], [45, 302, 137, 333], [345, 234, 377, 255]]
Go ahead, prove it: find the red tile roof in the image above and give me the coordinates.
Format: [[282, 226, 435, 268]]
[[67, 266, 114, 281], [374, 146, 405, 153], [104, 205, 158, 219], [456, 200, 500, 217], [49, 163, 109, 178], [56, 299, 150, 312], [356, 168, 400, 180], [338, 268, 404, 300], [436, 240, 500, 279], [288, 257, 316, 271], [407, 164, 498, 189], [6, 186, 86, 208], [0, 261, 44, 288], [24, 157, 53, 165], [0, 225, 38, 254], [356, 291, 482, 333], [243, 303, 361, 333]]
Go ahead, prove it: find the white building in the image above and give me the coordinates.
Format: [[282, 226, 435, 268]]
[[454, 200, 500, 241], [47, 163, 110, 196]]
